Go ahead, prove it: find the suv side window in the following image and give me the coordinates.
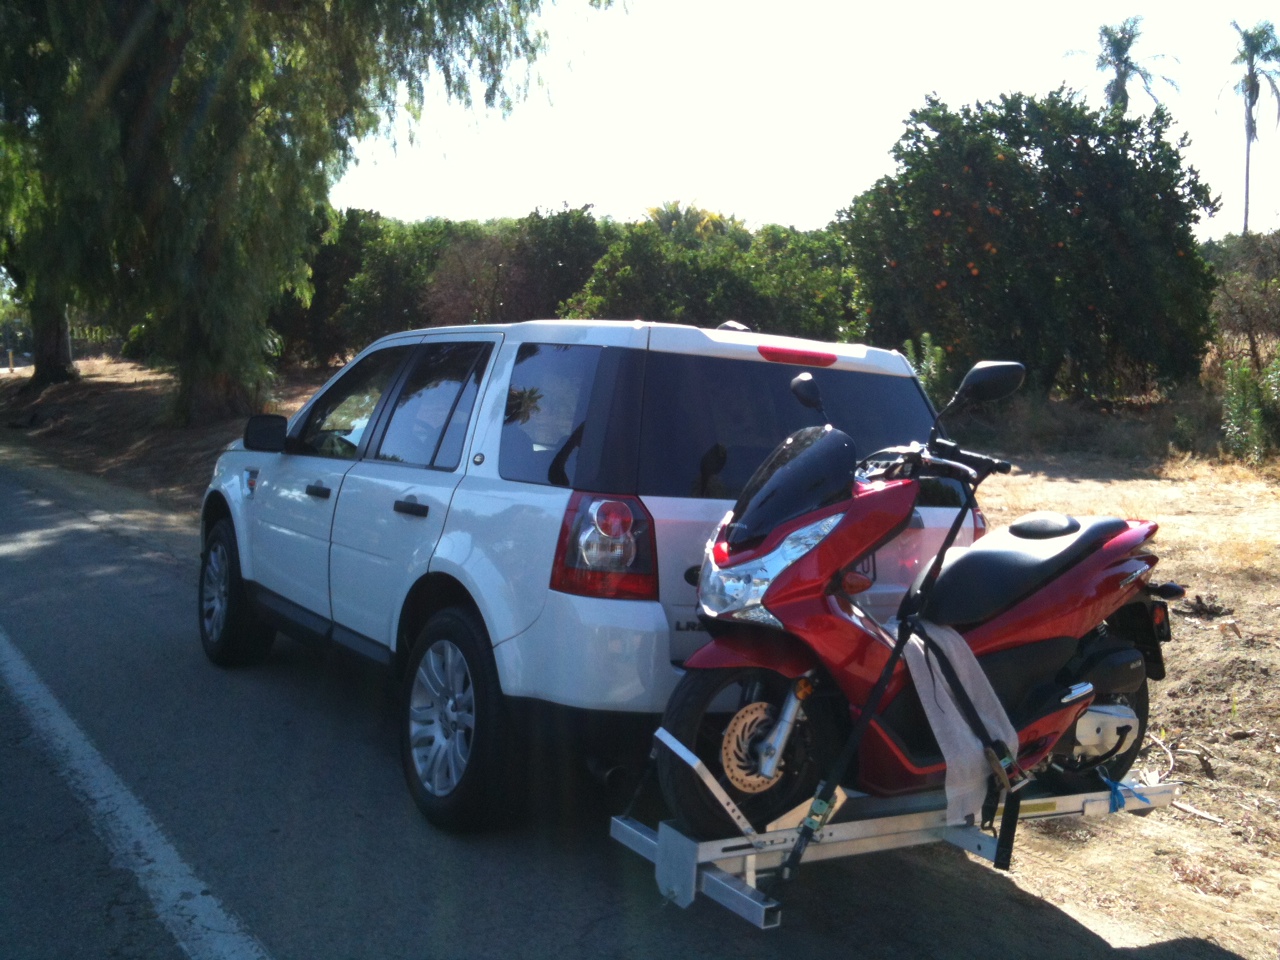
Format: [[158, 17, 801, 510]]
[[500, 343, 601, 487], [374, 341, 493, 469], [298, 346, 413, 459]]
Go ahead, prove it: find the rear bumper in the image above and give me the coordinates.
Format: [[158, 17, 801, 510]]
[[492, 591, 683, 712]]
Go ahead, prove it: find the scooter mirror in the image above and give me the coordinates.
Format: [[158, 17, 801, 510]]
[[953, 361, 1025, 404], [790, 372, 825, 412]]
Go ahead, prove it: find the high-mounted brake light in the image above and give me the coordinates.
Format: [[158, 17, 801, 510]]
[[757, 345, 837, 367], [551, 492, 658, 601]]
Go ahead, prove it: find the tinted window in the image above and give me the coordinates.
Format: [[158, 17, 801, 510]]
[[500, 343, 602, 486], [298, 346, 413, 459], [637, 354, 936, 500], [375, 341, 492, 469]]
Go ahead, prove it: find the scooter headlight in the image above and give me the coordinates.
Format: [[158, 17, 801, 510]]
[[699, 514, 842, 628]]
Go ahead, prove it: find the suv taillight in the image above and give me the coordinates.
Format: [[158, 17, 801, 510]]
[[973, 505, 989, 539], [550, 492, 659, 601]]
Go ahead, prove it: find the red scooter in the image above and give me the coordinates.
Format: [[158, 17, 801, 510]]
[[656, 361, 1180, 859]]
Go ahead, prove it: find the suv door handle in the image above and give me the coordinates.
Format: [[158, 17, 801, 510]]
[[393, 499, 430, 518], [305, 483, 331, 499]]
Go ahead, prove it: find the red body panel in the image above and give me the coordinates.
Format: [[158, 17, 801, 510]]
[[683, 629, 819, 677]]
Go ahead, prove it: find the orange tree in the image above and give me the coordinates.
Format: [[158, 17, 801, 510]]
[[836, 91, 1217, 398]]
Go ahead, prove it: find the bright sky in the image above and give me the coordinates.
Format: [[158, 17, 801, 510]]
[[329, 0, 1280, 241]]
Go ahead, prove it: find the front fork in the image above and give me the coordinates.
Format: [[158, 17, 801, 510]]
[[756, 675, 815, 780]]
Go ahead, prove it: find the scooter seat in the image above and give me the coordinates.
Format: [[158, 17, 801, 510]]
[[913, 515, 1130, 627]]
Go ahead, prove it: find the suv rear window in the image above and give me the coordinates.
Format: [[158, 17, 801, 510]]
[[636, 353, 937, 500], [496, 343, 942, 502]]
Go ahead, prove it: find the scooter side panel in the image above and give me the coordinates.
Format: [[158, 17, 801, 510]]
[[963, 521, 1159, 656]]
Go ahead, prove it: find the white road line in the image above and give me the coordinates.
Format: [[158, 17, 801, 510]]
[[0, 627, 273, 960]]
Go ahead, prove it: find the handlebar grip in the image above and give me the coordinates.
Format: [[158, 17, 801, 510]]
[[931, 439, 1011, 477], [920, 455, 978, 484]]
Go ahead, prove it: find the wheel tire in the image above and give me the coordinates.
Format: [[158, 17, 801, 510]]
[[198, 519, 274, 667], [400, 608, 510, 832], [1041, 679, 1149, 794], [657, 667, 835, 840]]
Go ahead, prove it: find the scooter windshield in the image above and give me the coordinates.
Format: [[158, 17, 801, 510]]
[[724, 425, 859, 551]]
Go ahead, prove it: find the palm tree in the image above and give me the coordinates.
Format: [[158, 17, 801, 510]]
[[1096, 16, 1176, 114], [1232, 20, 1280, 234], [646, 202, 737, 246]]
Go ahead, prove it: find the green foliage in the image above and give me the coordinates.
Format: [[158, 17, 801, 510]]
[[1221, 357, 1280, 461], [563, 206, 856, 341], [903, 331, 948, 405], [344, 218, 465, 338], [837, 91, 1217, 399], [516, 206, 619, 318], [1210, 231, 1280, 378], [269, 204, 618, 361], [0, 0, 576, 419], [271, 207, 385, 365], [120, 323, 155, 362], [1096, 16, 1175, 115]]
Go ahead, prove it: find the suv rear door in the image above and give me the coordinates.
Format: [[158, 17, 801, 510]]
[[328, 334, 499, 653], [639, 327, 961, 652]]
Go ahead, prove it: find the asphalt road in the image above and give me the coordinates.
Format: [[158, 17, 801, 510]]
[[0, 453, 1246, 960]]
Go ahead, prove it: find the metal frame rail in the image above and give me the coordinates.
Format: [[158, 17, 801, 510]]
[[611, 779, 1183, 929]]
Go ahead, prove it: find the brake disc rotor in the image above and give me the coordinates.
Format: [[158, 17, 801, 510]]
[[721, 701, 782, 794]]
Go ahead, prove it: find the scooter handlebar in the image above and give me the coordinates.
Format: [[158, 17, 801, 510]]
[[918, 453, 979, 484], [929, 439, 1012, 477]]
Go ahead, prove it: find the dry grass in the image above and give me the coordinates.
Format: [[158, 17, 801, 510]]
[[1168, 856, 1251, 898]]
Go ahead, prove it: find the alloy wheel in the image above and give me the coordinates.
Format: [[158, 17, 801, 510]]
[[407, 639, 476, 796], [201, 541, 229, 641]]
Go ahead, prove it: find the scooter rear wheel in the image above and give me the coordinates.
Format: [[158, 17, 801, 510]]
[[657, 667, 836, 840]]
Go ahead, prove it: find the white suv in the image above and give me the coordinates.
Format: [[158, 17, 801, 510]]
[[198, 320, 977, 829]]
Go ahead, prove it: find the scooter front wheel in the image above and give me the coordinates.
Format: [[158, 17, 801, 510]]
[[657, 667, 836, 840]]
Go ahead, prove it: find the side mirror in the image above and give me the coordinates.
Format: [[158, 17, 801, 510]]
[[243, 414, 288, 452], [952, 361, 1025, 405]]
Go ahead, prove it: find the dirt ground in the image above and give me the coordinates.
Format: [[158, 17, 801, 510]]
[[1, 359, 1278, 957]]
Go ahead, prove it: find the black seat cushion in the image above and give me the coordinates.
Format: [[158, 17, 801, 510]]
[[912, 515, 1130, 627], [1009, 510, 1080, 539]]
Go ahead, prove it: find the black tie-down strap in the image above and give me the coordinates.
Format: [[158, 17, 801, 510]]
[[980, 776, 1022, 871], [994, 789, 1021, 871]]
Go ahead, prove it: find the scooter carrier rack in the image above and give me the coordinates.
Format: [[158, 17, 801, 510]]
[[611, 777, 1183, 930]]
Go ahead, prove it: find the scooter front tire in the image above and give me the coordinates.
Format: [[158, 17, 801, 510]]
[[657, 667, 835, 840]]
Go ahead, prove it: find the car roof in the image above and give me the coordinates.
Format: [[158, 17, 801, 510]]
[[369, 320, 915, 378]]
